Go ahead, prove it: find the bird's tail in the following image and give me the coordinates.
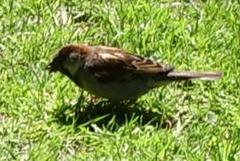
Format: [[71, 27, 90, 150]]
[[164, 71, 222, 81]]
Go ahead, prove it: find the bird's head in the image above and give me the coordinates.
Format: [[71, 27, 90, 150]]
[[47, 44, 89, 76]]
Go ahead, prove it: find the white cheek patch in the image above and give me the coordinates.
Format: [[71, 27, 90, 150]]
[[63, 62, 81, 76], [67, 65, 79, 76]]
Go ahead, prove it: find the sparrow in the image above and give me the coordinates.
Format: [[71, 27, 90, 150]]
[[47, 44, 222, 101]]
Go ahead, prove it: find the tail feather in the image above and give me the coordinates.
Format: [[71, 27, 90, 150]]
[[165, 71, 222, 81]]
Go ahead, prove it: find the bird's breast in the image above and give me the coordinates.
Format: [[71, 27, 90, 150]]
[[74, 70, 156, 101]]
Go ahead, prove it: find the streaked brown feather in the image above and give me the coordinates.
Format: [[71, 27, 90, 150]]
[[86, 46, 173, 82]]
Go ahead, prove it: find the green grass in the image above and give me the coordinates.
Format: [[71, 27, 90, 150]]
[[1, 0, 240, 160]]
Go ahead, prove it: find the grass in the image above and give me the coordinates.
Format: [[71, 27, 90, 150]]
[[1, 0, 240, 160]]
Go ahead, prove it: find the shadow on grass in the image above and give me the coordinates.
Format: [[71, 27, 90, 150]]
[[53, 99, 176, 130]]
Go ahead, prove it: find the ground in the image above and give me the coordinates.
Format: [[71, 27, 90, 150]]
[[0, 0, 239, 160]]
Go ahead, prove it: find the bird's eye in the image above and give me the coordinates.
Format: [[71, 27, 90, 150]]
[[69, 53, 79, 62]]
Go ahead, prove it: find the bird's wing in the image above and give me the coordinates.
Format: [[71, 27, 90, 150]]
[[85, 46, 174, 83]]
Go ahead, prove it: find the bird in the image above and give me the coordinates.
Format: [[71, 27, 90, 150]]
[[47, 44, 222, 101]]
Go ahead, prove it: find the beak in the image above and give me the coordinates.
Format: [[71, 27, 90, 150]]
[[46, 63, 55, 73], [47, 55, 61, 73]]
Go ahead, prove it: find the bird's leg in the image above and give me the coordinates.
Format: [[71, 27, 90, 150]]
[[122, 99, 138, 106], [88, 95, 101, 106], [74, 91, 85, 120]]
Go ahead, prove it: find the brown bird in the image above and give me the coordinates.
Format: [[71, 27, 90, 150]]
[[48, 44, 222, 101]]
